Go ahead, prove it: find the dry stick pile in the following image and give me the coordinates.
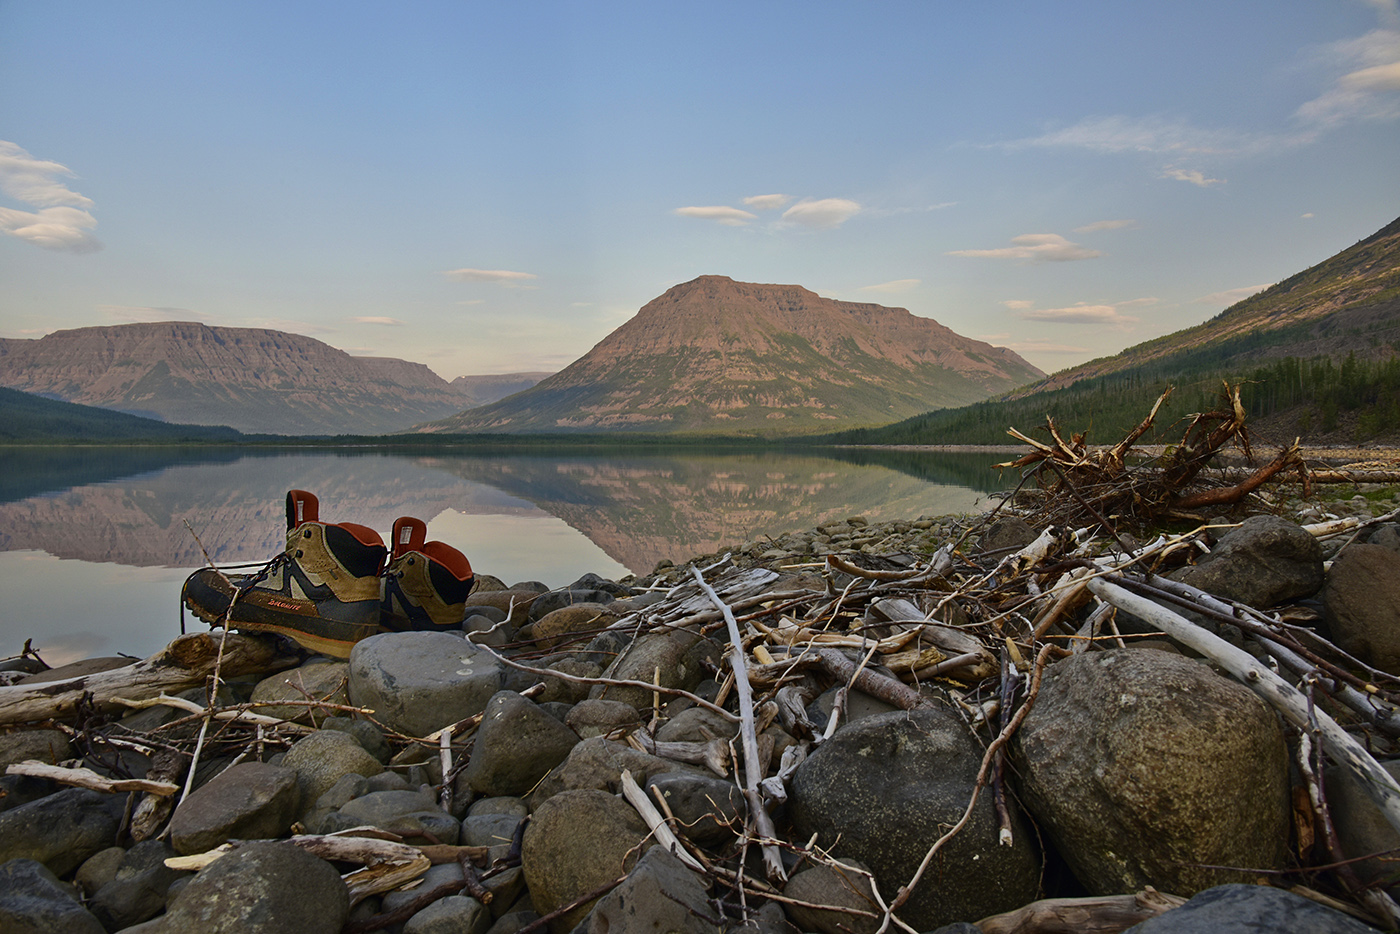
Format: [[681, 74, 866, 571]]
[[7, 385, 1400, 933]]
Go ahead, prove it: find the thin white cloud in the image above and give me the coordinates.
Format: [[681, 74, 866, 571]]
[[99, 305, 209, 323], [442, 268, 539, 285], [1162, 166, 1225, 187], [1007, 115, 1280, 157], [456, 299, 485, 306], [1017, 300, 1147, 329], [1074, 219, 1138, 233], [673, 205, 757, 226], [1193, 283, 1273, 306], [253, 318, 337, 335], [781, 198, 862, 230], [860, 279, 921, 294], [1297, 27, 1400, 125], [742, 194, 791, 211], [1001, 299, 1034, 310], [949, 233, 1101, 262], [980, 334, 1090, 354], [352, 316, 404, 326], [0, 141, 101, 253]]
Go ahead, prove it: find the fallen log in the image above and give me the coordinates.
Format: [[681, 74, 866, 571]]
[[975, 887, 1187, 934], [0, 632, 301, 726]]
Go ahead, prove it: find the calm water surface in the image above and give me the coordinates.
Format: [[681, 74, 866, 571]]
[[0, 446, 1007, 664]]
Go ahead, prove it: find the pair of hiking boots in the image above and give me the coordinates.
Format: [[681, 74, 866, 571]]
[[182, 490, 476, 658]]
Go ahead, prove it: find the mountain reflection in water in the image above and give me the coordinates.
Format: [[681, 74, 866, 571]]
[[0, 446, 1007, 663]]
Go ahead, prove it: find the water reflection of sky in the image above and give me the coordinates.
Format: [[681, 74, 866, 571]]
[[0, 448, 1001, 665]]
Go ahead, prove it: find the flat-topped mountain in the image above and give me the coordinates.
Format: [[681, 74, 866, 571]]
[[0, 322, 544, 435], [419, 276, 1044, 434]]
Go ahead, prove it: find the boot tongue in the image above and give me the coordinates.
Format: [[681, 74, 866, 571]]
[[391, 516, 427, 561], [286, 490, 320, 529]]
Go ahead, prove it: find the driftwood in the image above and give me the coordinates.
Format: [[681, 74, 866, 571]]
[[5, 760, 180, 796], [975, 888, 1187, 934], [0, 632, 300, 726]]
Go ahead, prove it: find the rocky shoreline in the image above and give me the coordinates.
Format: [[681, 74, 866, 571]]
[[3, 484, 1400, 934]]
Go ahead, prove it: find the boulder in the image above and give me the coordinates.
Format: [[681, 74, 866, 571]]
[[1325, 543, 1400, 674], [655, 706, 737, 743], [565, 698, 643, 739], [644, 772, 744, 845], [0, 858, 105, 934], [162, 840, 349, 933], [281, 729, 384, 814], [589, 627, 721, 712], [88, 840, 188, 930], [1326, 758, 1400, 895], [249, 660, 350, 724], [461, 813, 524, 848], [521, 789, 651, 934], [0, 729, 73, 772], [1121, 883, 1380, 933], [789, 707, 1041, 931], [526, 736, 702, 810], [168, 762, 301, 855], [337, 789, 459, 845], [463, 691, 581, 796], [782, 859, 879, 934], [349, 631, 504, 737], [404, 894, 493, 934], [530, 603, 621, 648], [580, 846, 720, 934], [1012, 649, 1290, 896], [0, 788, 123, 876], [1172, 515, 1324, 607]]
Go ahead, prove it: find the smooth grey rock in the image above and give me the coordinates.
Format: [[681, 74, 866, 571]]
[[0, 729, 73, 772], [0, 774, 60, 815], [531, 603, 621, 650], [281, 729, 383, 814], [589, 627, 720, 712], [487, 909, 542, 934], [565, 699, 642, 739], [526, 736, 702, 810], [975, 517, 1038, 555], [0, 788, 122, 875], [0, 858, 105, 934], [74, 845, 126, 896], [315, 773, 371, 811], [169, 761, 300, 855], [522, 789, 650, 934], [464, 691, 581, 796], [1173, 515, 1324, 607], [655, 706, 736, 743], [1012, 649, 1290, 896], [789, 707, 1040, 931], [644, 772, 744, 845], [162, 840, 348, 933], [1325, 543, 1400, 674], [338, 789, 458, 844], [782, 859, 878, 934], [805, 684, 900, 732], [1365, 523, 1400, 554], [1121, 883, 1380, 932], [581, 846, 719, 934], [468, 796, 530, 818], [405, 894, 493, 934], [529, 590, 617, 622], [533, 658, 602, 705], [321, 715, 392, 762], [1327, 758, 1400, 894], [349, 631, 504, 737], [462, 813, 524, 848], [249, 660, 349, 723], [89, 840, 188, 931]]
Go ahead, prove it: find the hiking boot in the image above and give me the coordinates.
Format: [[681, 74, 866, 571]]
[[380, 516, 476, 631], [182, 490, 388, 657]]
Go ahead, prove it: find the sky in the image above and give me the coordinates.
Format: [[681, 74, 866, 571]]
[[2, 2, 1398, 381]]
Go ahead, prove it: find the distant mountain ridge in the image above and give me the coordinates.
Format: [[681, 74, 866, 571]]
[[829, 214, 1400, 446], [419, 275, 1044, 435], [1011, 215, 1400, 398], [0, 322, 548, 435]]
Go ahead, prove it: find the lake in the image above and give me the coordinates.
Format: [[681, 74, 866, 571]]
[[0, 446, 1010, 665]]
